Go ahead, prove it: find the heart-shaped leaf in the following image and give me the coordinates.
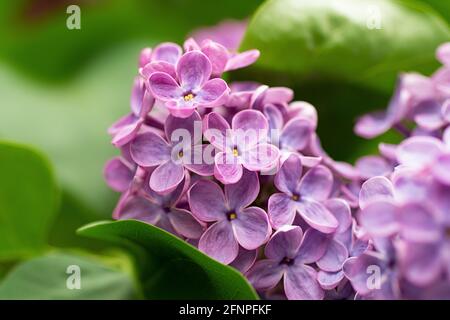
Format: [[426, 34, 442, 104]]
[[78, 220, 259, 300], [0, 142, 59, 259], [0, 252, 135, 299]]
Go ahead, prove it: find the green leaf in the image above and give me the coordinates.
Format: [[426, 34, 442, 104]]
[[78, 220, 259, 300], [0, 141, 59, 259], [241, 0, 450, 93], [0, 44, 142, 217], [0, 0, 262, 82], [0, 252, 136, 299], [237, 0, 449, 160]]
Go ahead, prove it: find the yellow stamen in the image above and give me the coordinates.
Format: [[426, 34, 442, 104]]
[[232, 148, 239, 157], [184, 93, 194, 101], [178, 150, 184, 158], [291, 194, 299, 201], [229, 213, 237, 220]]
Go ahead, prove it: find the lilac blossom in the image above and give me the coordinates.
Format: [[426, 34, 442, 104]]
[[188, 170, 271, 264], [268, 153, 339, 233], [246, 225, 327, 300], [204, 109, 280, 184], [108, 77, 154, 147], [148, 50, 229, 118], [113, 172, 204, 239], [130, 111, 213, 194]]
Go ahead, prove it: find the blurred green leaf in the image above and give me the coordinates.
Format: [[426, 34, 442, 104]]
[[0, 43, 144, 217], [0, 141, 59, 259], [241, 0, 450, 93], [414, 0, 450, 24], [78, 220, 259, 300], [0, 252, 136, 299], [0, 0, 262, 82], [238, 0, 449, 160]]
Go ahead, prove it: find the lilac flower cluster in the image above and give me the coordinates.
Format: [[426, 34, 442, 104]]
[[104, 34, 450, 300]]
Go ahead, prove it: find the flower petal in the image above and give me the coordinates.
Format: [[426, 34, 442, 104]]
[[204, 112, 231, 150], [116, 195, 162, 224], [396, 136, 444, 169], [196, 78, 229, 107], [188, 179, 227, 222], [355, 156, 392, 179], [274, 153, 302, 195], [284, 264, 324, 300], [130, 131, 171, 167], [214, 151, 243, 184], [225, 49, 260, 71], [359, 176, 394, 210], [168, 208, 204, 239], [437, 42, 450, 66], [299, 165, 333, 201], [104, 157, 134, 192], [232, 207, 271, 250], [343, 252, 387, 296], [354, 111, 392, 139], [358, 200, 399, 237], [317, 240, 349, 272], [401, 242, 443, 287], [296, 228, 329, 263], [111, 117, 142, 147], [232, 110, 268, 143], [149, 161, 185, 194], [230, 248, 257, 273], [317, 270, 345, 290], [264, 104, 284, 131], [432, 153, 450, 186], [198, 220, 238, 264], [165, 110, 201, 146], [296, 200, 338, 234], [241, 143, 280, 171], [414, 100, 445, 131], [148, 72, 182, 101], [325, 198, 352, 234], [246, 259, 284, 290], [280, 118, 312, 151], [183, 144, 215, 176], [268, 193, 297, 230], [177, 51, 212, 90], [152, 42, 182, 64], [225, 169, 259, 209], [265, 225, 303, 261], [399, 203, 441, 243], [140, 60, 177, 80], [201, 40, 228, 76]]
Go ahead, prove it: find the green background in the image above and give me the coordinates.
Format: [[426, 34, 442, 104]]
[[0, 0, 448, 299]]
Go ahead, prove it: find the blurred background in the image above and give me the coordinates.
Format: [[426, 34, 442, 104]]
[[0, 0, 448, 299]]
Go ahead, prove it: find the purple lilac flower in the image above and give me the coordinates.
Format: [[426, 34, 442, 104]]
[[130, 111, 213, 194], [113, 172, 204, 239], [188, 170, 271, 264], [204, 109, 280, 184], [246, 225, 328, 300], [104, 156, 136, 193], [263, 104, 314, 162], [343, 238, 400, 299], [268, 153, 339, 233], [184, 38, 260, 77], [148, 50, 229, 118], [190, 19, 248, 52], [108, 77, 155, 147]]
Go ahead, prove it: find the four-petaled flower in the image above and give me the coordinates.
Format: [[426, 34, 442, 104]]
[[268, 154, 339, 233], [188, 170, 271, 264], [204, 109, 280, 184], [148, 51, 229, 118], [246, 225, 328, 300]]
